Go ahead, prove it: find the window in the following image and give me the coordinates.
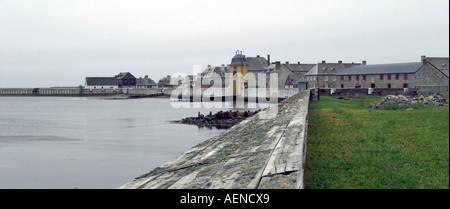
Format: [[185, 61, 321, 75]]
[[395, 74, 399, 80], [388, 74, 391, 80], [341, 84, 344, 88], [371, 83, 375, 88], [380, 75, 384, 80], [403, 83, 408, 88], [404, 74, 408, 80], [341, 76, 344, 81], [356, 75, 359, 80], [332, 76, 336, 81], [348, 76, 351, 81], [387, 83, 391, 88], [324, 76, 328, 81], [363, 75, 366, 80]]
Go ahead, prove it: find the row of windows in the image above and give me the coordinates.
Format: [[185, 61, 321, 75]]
[[340, 83, 409, 88], [307, 76, 336, 81], [341, 74, 408, 81]]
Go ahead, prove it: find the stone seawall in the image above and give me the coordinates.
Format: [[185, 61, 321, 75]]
[[119, 89, 310, 189]]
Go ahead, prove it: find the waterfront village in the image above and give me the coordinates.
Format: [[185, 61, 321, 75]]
[[1, 52, 448, 98], [1, 52, 448, 189]]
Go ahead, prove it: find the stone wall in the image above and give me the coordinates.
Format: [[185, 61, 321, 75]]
[[411, 63, 449, 87], [118, 90, 311, 189]]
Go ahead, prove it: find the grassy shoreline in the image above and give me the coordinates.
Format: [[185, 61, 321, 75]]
[[304, 95, 449, 189]]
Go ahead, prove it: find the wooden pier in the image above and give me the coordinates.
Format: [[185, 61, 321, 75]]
[[0, 88, 83, 96]]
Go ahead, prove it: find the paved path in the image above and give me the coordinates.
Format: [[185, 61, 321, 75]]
[[119, 90, 310, 189]]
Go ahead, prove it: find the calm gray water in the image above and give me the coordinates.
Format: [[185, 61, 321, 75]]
[[0, 96, 257, 188]]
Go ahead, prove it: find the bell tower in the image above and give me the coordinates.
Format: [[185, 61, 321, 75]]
[[229, 50, 248, 96]]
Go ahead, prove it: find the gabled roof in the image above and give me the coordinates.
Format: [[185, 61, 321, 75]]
[[85, 77, 118, 86], [285, 73, 307, 85], [116, 72, 135, 79], [337, 62, 423, 75], [427, 57, 449, 77]]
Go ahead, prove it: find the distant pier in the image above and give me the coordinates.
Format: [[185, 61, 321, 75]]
[[0, 88, 83, 96], [0, 87, 162, 97]]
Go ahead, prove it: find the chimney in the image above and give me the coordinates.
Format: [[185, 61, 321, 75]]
[[362, 61, 367, 65], [267, 54, 270, 66], [421, 55, 427, 64], [275, 61, 281, 69], [322, 60, 326, 64], [338, 60, 343, 64], [285, 61, 289, 64], [298, 61, 301, 65], [256, 55, 260, 58], [207, 64, 211, 68]]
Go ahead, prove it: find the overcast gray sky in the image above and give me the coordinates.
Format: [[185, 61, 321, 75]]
[[0, 0, 448, 88]]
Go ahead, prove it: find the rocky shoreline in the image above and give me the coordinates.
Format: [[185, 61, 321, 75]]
[[171, 110, 261, 129]]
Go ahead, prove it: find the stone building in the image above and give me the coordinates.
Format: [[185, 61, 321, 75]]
[[305, 60, 362, 89], [336, 59, 449, 89], [264, 61, 311, 90], [422, 56, 449, 77]]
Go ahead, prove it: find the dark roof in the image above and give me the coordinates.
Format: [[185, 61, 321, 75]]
[[284, 74, 306, 85], [337, 62, 423, 75], [246, 57, 268, 71], [231, 54, 246, 65], [115, 72, 135, 79], [284, 63, 316, 72], [85, 77, 118, 86], [202, 65, 229, 76], [136, 77, 157, 86]]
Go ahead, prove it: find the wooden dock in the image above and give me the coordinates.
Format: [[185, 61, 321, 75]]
[[119, 89, 311, 189]]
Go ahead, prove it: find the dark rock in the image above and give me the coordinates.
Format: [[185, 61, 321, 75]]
[[171, 110, 260, 129]]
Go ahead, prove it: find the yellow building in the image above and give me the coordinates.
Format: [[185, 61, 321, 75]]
[[229, 51, 249, 96]]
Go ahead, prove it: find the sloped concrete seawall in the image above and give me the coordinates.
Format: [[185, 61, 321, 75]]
[[119, 90, 310, 189]]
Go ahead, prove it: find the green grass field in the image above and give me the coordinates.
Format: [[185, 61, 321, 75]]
[[304, 95, 449, 189]]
